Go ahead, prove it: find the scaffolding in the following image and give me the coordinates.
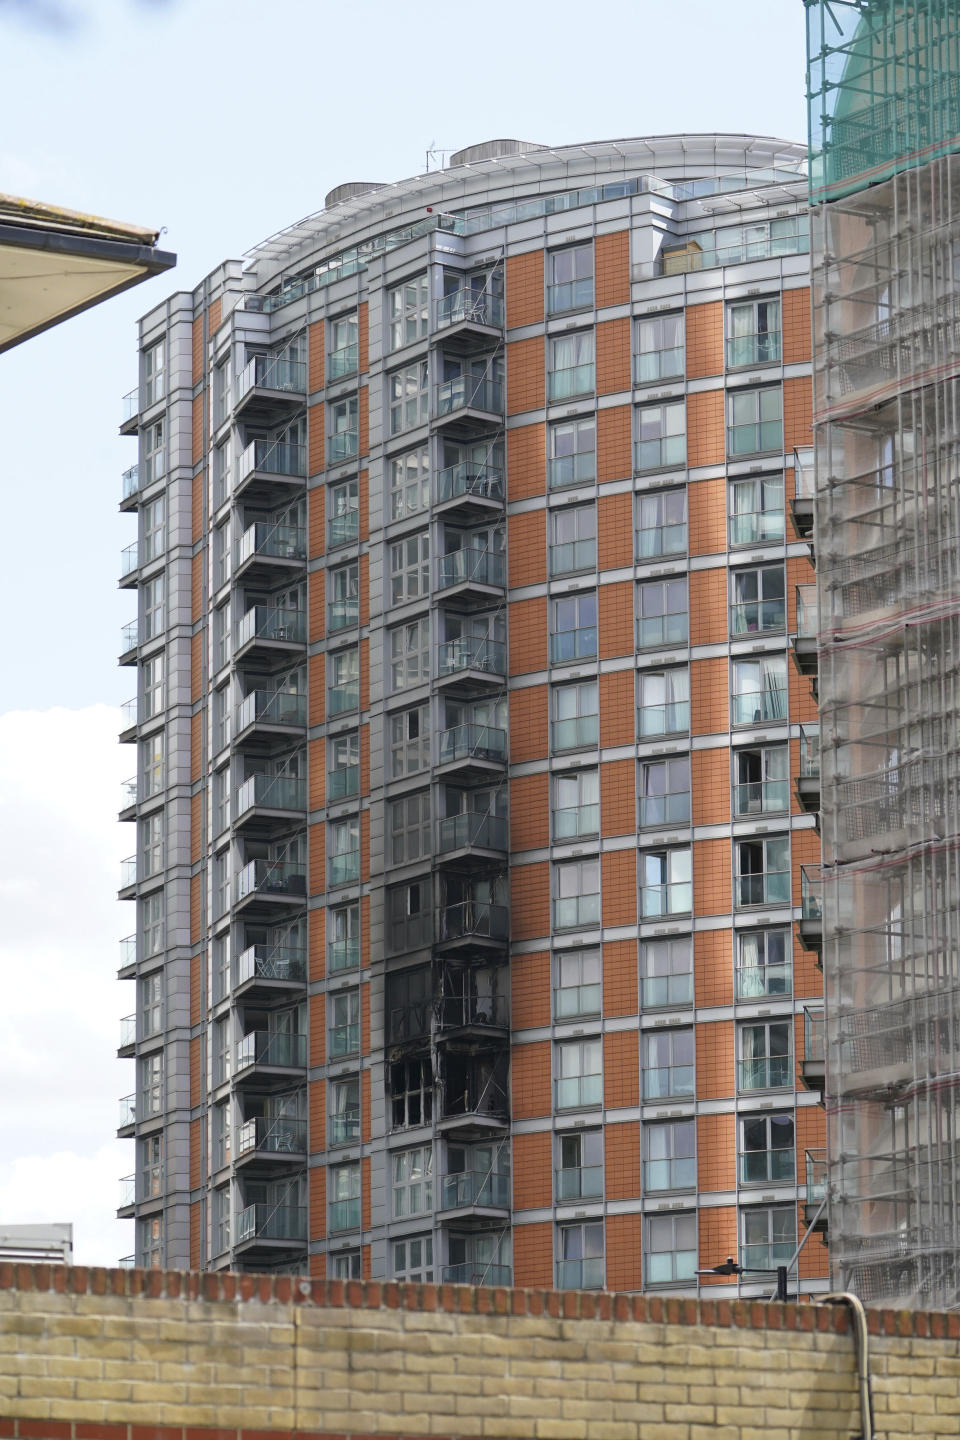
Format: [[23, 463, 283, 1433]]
[[809, 0, 960, 1307]]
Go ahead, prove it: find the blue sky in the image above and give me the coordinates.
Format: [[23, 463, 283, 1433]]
[[0, 0, 808, 1263]]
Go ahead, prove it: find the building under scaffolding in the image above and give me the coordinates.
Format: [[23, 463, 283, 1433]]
[[807, 0, 960, 1306]]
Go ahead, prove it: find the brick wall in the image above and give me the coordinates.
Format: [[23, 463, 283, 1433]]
[[3, 1263, 959, 1438]]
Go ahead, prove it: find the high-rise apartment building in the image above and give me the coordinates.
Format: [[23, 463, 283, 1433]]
[[808, 0, 960, 1308], [116, 134, 828, 1296]]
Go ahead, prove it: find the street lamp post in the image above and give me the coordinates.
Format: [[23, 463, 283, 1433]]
[[698, 1255, 789, 1302]]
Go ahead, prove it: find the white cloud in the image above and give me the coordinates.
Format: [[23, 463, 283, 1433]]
[[0, 706, 133, 1265]]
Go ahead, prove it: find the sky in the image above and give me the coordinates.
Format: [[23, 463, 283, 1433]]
[[0, 0, 809, 1266]]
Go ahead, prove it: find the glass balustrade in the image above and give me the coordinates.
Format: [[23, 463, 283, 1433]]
[[235, 1031, 306, 1070], [436, 376, 504, 416], [438, 637, 505, 676], [236, 1204, 306, 1243], [438, 547, 505, 589], [235, 945, 306, 985], [436, 461, 504, 504], [235, 774, 306, 816], [437, 812, 507, 853], [440, 1171, 510, 1209], [438, 723, 506, 765]]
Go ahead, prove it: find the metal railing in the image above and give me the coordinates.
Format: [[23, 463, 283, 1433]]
[[235, 773, 306, 816], [328, 343, 358, 379], [799, 725, 820, 777], [439, 900, 509, 943], [439, 722, 506, 766], [235, 945, 306, 985], [551, 714, 598, 750], [437, 811, 507, 854], [235, 606, 306, 648], [328, 763, 359, 800], [635, 435, 686, 471], [547, 278, 594, 313], [121, 463, 139, 500], [547, 363, 594, 401], [237, 1203, 306, 1243], [727, 330, 782, 368], [238, 438, 306, 479], [437, 290, 504, 329], [236, 1117, 306, 1157], [438, 637, 505, 676], [733, 779, 789, 815], [440, 1171, 510, 1209], [436, 375, 504, 416], [739, 1147, 796, 1184], [548, 451, 597, 489], [236, 354, 305, 402], [737, 1056, 792, 1091], [555, 1166, 603, 1201], [438, 547, 505, 589], [235, 522, 305, 568], [236, 689, 306, 731], [436, 461, 504, 505], [235, 859, 306, 901], [235, 1030, 306, 1070], [328, 937, 360, 972]]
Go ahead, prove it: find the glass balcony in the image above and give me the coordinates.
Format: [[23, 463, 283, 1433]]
[[118, 1255, 135, 1269], [121, 387, 138, 423], [236, 689, 307, 732], [737, 1056, 791, 1091], [328, 764, 359, 800], [643, 1157, 696, 1191], [439, 723, 507, 766], [329, 1109, 360, 1146], [328, 681, 359, 716], [800, 725, 820, 777], [119, 1014, 136, 1048], [442, 1262, 511, 1286], [547, 278, 593, 313], [732, 688, 788, 726], [436, 375, 504, 416], [436, 461, 504, 505], [235, 945, 306, 986], [328, 343, 358, 379], [641, 973, 693, 1008], [643, 1066, 694, 1100], [328, 510, 359, 546], [801, 865, 822, 920], [120, 697, 137, 732], [553, 804, 600, 839], [328, 1022, 359, 1058], [730, 598, 786, 635], [739, 1147, 795, 1184], [120, 855, 137, 888], [329, 430, 359, 464], [235, 859, 306, 902], [439, 900, 509, 945], [237, 1117, 306, 1158], [118, 1093, 136, 1127], [548, 364, 595, 401], [733, 779, 789, 815], [328, 597, 359, 631], [239, 438, 306, 479], [637, 613, 688, 650], [437, 290, 504, 329], [728, 420, 783, 456], [551, 714, 598, 751], [235, 606, 306, 650], [637, 522, 687, 560], [556, 1166, 603, 1201], [556, 1258, 604, 1289], [804, 1007, 824, 1062], [727, 331, 782, 368], [120, 542, 139, 578], [634, 349, 684, 384], [235, 1030, 307, 1070], [438, 547, 505, 590], [640, 881, 692, 918], [120, 620, 138, 654], [328, 850, 360, 887], [438, 637, 505, 677], [328, 1198, 361, 1233], [237, 1204, 306, 1244], [553, 894, 600, 930], [556, 1074, 602, 1109], [635, 435, 686, 472], [328, 937, 360, 972], [235, 522, 305, 569], [120, 776, 137, 811], [119, 1174, 135, 1208], [122, 464, 140, 501], [735, 869, 790, 907], [437, 811, 507, 854], [119, 934, 136, 969], [729, 507, 785, 546], [639, 791, 690, 827], [236, 354, 306, 402], [796, 584, 817, 638], [639, 702, 689, 737], [548, 451, 597, 489], [741, 1240, 794, 1271], [235, 773, 306, 817], [806, 1147, 827, 1202], [735, 963, 792, 999], [440, 1171, 510, 1210], [550, 539, 596, 576]]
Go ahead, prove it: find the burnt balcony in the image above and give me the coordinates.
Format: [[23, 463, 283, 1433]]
[[437, 723, 507, 780], [235, 1116, 307, 1167], [386, 998, 432, 1047], [801, 1007, 825, 1096], [233, 354, 306, 418], [436, 811, 508, 863], [235, 1202, 306, 1256], [795, 724, 820, 816], [234, 773, 307, 831], [435, 460, 505, 520], [234, 944, 307, 999], [439, 1057, 509, 1134], [234, 1030, 307, 1085], [439, 1169, 510, 1215], [434, 373, 504, 433], [234, 606, 306, 662], [436, 900, 509, 954], [234, 689, 307, 746], [234, 523, 306, 583], [234, 859, 307, 912], [235, 439, 306, 500], [435, 990, 509, 1044], [798, 864, 823, 956], [437, 637, 506, 692], [790, 447, 815, 540], [437, 546, 506, 604], [791, 584, 818, 678]]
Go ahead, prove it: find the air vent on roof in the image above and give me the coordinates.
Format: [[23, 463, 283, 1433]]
[[448, 139, 545, 166], [324, 182, 388, 209]]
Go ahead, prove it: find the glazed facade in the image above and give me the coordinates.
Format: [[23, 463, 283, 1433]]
[[115, 134, 827, 1296]]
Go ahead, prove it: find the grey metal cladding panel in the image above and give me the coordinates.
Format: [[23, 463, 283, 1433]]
[[168, 478, 197, 549]]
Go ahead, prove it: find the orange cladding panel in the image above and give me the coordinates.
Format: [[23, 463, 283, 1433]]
[[690, 566, 728, 645], [510, 861, 550, 941], [507, 336, 545, 415], [694, 927, 733, 1009], [685, 301, 723, 380], [691, 656, 729, 736], [601, 758, 636, 837], [508, 508, 546, 588], [697, 1111, 736, 1192], [782, 287, 812, 365], [691, 748, 730, 827], [507, 422, 546, 500], [512, 1040, 552, 1118], [693, 837, 732, 916], [598, 490, 634, 570], [688, 477, 727, 557], [687, 390, 725, 468], [599, 669, 635, 747], [509, 596, 547, 675], [509, 685, 548, 763], [506, 251, 545, 328], [510, 772, 549, 852], [603, 939, 638, 1017], [603, 1029, 639, 1109], [512, 1220, 553, 1288], [696, 1019, 734, 1101], [511, 950, 551, 1029], [784, 375, 813, 451], [308, 320, 324, 391], [602, 849, 637, 927], [596, 316, 631, 395], [604, 1120, 641, 1201], [513, 1131, 552, 1209], [595, 231, 630, 307], [597, 405, 632, 483]]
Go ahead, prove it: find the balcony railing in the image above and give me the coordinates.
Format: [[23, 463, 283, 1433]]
[[239, 438, 306, 479], [328, 680, 360, 716], [637, 614, 688, 650], [557, 1258, 604, 1289], [236, 354, 306, 402], [728, 420, 783, 456], [639, 702, 689, 737], [440, 1171, 510, 1210], [328, 343, 358, 379], [329, 850, 360, 887], [729, 508, 785, 546], [551, 714, 598, 751], [328, 1021, 359, 1058], [237, 1117, 306, 1157], [329, 1109, 360, 1146], [634, 350, 684, 385], [235, 1031, 306, 1070], [553, 803, 600, 840], [118, 1093, 136, 1127], [794, 446, 815, 498], [120, 542, 139, 577], [328, 1198, 361, 1233], [643, 1157, 696, 1191], [547, 278, 593, 313], [796, 584, 818, 638], [727, 331, 782, 368], [328, 937, 360, 972], [801, 865, 823, 920], [438, 547, 505, 590], [438, 811, 507, 854], [328, 510, 359, 546], [329, 430, 359, 464], [635, 435, 686, 472], [235, 945, 306, 986], [736, 869, 790, 907], [549, 627, 597, 664], [442, 1262, 511, 1286], [120, 697, 137, 732], [437, 991, 509, 1032], [436, 375, 504, 416], [121, 620, 138, 654], [119, 1174, 135, 1208], [120, 855, 137, 888], [440, 900, 509, 944], [735, 963, 792, 999], [732, 688, 787, 726], [553, 894, 600, 930], [236, 689, 307, 731], [436, 461, 504, 505], [547, 362, 595, 401], [437, 290, 504, 329], [733, 779, 789, 815], [550, 539, 596, 576], [738, 1055, 791, 1091], [739, 1147, 795, 1184], [119, 1014, 136, 1048], [121, 387, 138, 423], [730, 599, 786, 635], [235, 522, 305, 568], [806, 1147, 827, 1202], [328, 597, 359, 631], [236, 773, 306, 816], [237, 1204, 306, 1244], [119, 934, 136, 969], [637, 523, 687, 560], [328, 764, 359, 800], [548, 451, 597, 489], [800, 725, 820, 777], [639, 791, 690, 828], [555, 1166, 603, 1201], [120, 776, 137, 810], [235, 860, 306, 902], [554, 980, 602, 1021], [235, 606, 306, 649], [741, 1240, 794, 1271], [122, 464, 139, 500], [804, 1007, 825, 1062], [438, 637, 505, 677], [439, 722, 506, 766]]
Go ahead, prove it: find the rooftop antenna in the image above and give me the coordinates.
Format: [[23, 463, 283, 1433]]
[[425, 142, 453, 173]]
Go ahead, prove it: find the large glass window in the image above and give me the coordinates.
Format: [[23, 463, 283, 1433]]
[[728, 386, 783, 456], [635, 401, 685, 471], [142, 418, 165, 486], [141, 496, 165, 563], [329, 562, 359, 632], [140, 812, 163, 879], [329, 902, 360, 973], [549, 417, 596, 489], [387, 880, 431, 955], [389, 616, 430, 691], [329, 477, 359, 547], [638, 668, 689, 737], [330, 1251, 362, 1280], [392, 1145, 433, 1218], [642, 1028, 694, 1099], [550, 504, 596, 576], [547, 244, 594, 313], [328, 647, 359, 715], [639, 756, 690, 828], [139, 971, 162, 1037], [640, 848, 692, 918], [389, 360, 429, 434], [390, 1055, 433, 1128], [139, 1052, 163, 1116], [140, 732, 164, 799], [730, 565, 786, 636], [736, 928, 792, 999], [644, 1120, 695, 1191], [329, 396, 359, 464], [641, 936, 693, 1008], [637, 578, 687, 649], [389, 530, 430, 605], [729, 475, 784, 546], [738, 1020, 792, 1091], [388, 275, 429, 351], [555, 1038, 602, 1109], [636, 489, 687, 559], [329, 1162, 361, 1232], [739, 1113, 795, 1185], [553, 769, 600, 840], [328, 312, 358, 379], [550, 592, 597, 664], [328, 732, 359, 801], [549, 331, 595, 401], [143, 339, 165, 407], [741, 1205, 795, 1270], [727, 298, 781, 369], [390, 704, 430, 778], [389, 444, 430, 520], [557, 1221, 604, 1289], [733, 745, 789, 816], [554, 858, 600, 930], [644, 1213, 696, 1286], [634, 313, 684, 384], [141, 891, 164, 958], [389, 791, 431, 865], [392, 1234, 433, 1282], [328, 816, 360, 888], [735, 835, 790, 907], [556, 1130, 603, 1202], [554, 948, 602, 1019], [552, 680, 598, 751], [328, 990, 360, 1058], [141, 652, 164, 721], [732, 656, 788, 726]]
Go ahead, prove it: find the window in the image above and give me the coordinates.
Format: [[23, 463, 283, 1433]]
[[389, 530, 430, 604], [140, 812, 163, 879], [330, 1076, 360, 1146], [329, 1162, 361, 1231], [329, 312, 358, 378], [141, 652, 164, 721], [213, 1101, 230, 1170], [212, 439, 229, 508], [446, 1230, 511, 1285], [730, 565, 785, 635], [141, 892, 164, 958], [554, 858, 600, 930], [644, 1121, 696, 1191], [735, 835, 790, 907], [329, 477, 358, 546], [635, 401, 685, 471], [727, 298, 781, 368], [556, 1130, 603, 1201], [213, 1185, 230, 1257], [558, 1221, 604, 1289], [741, 1205, 795, 1270], [328, 732, 359, 801], [390, 704, 430, 778], [329, 902, 360, 972], [142, 418, 165, 486], [213, 934, 229, 1002], [738, 1020, 792, 1091], [139, 971, 162, 1037], [550, 504, 596, 576], [641, 937, 693, 1008], [635, 314, 684, 384], [386, 965, 432, 1045], [732, 656, 788, 726], [729, 475, 784, 546], [214, 1015, 231, 1086], [329, 563, 359, 632], [553, 769, 599, 840], [639, 757, 690, 827], [141, 1133, 163, 1198], [548, 331, 595, 401], [143, 339, 165, 407], [636, 489, 687, 558], [552, 680, 598, 751], [554, 948, 602, 1019], [640, 847, 692, 918], [393, 1235, 433, 1282], [549, 417, 596, 489], [212, 684, 229, 753], [645, 1213, 696, 1286], [389, 361, 429, 435], [740, 1113, 795, 1185], [213, 359, 230, 431], [328, 990, 359, 1058], [734, 745, 789, 816], [141, 497, 164, 563], [389, 791, 431, 865], [330, 1250, 362, 1280], [388, 274, 429, 351], [389, 444, 430, 520], [328, 647, 359, 715], [555, 1038, 602, 1109], [728, 386, 783, 456], [138, 1215, 163, 1270], [139, 1053, 163, 1116], [642, 1028, 694, 1099], [392, 1145, 433, 1218], [390, 1055, 433, 1128], [212, 602, 229, 674], [140, 732, 164, 799], [638, 668, 689, 737], [389, 616, 430, 691], [329, 396, 359, 463], [736, 928, 792, 999], [329, 817, 360, 888], [388, 880, 432, 954], [547, 244, 593, 313], [550, 592, 597, 664], [637, 577, 687, 649]]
